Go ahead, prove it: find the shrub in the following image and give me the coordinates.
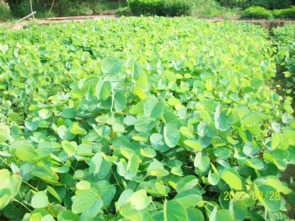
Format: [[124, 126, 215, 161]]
[[128, 0, 163, 16], [273, 25, 295, 100], [241, 6, 273, 19], [273, 7, 295, 19], [0, 2, 12, 20], [6, 0, 30, 17], [227, 0, 291, 10], [127, 0, 192, 16], [116, 7, 132, 16], [268, 0, 291, 9], [54, 0, 93, 16], [162, 0, 192, 16], [6, 0, 55, 18], [192, 0, 237, 18]]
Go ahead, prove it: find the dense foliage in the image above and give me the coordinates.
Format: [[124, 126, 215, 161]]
[[127, 0, 192, 16], [217, 0, 293, 9], [115, 6, 133, 16], [0, 2, 11, 21], [0, 18, 294, 220], [273, 7, 295, 19], [240, 6, 273, 19], [4, 0, 124, 17], [272, 24, 295, 102]]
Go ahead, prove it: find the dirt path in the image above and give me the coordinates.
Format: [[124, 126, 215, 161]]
[[0, 15, 116, 30], [1, 15, 294, 30]]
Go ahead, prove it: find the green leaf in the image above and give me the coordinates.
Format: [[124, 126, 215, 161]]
[[95, 181, 116, 207], [57, 210, 79, 221], [38, 109, 52, 119], [9, 174, 22, 196], [61, 108, 76, 119], [117, 154, 141, 180], [135, 116, 154, 132], [164, 200, 188, 221], [208, 170, 220, 186], [184, 139, 203, 151], [164, 122, 180, 148], [120, 203, 147, 221], [174, 190, 202, 207], [25, 117, 40, 131], [187, 208, 204, 221], [150, 133, 169, 152], [131, 61, 142, 80], [31, 190, 49, 209], [117, 189, 134, 208], [0, 170, 10, 188], [210, 207, 234, 221], [95, 125, 111, 137], [221, 168, 243, 190], [199, 110, 212, 124], [8, 112, 20, 121], [140, 147, 157, 158], [89, 152, 111, 179], [31, 166, 59, 184], [129, 101, 144, 115], [145, 99, 165, 118], [112, 123, 125, 133], [0, 44, 9, 54], [76, 181, 91, 190], [271, 132, 281, 149], [96, 80, 112, 101], [70, 123, 87, 135], [194, 153, 210, 172], [0, 188, 11, 210], [101, 56, 122, 76], [0, 170, 14, 209], [128, 189, 151, 210], [14, 141, 37, 164], [214, 104, 233, 131], [132, 132, 149, 142], [179, 126, 194, 139], [72, 191, 102, 214], [176, 175, 198, 193], [114, 92, 127, 112], [57, 125, 75, 140], [148, 160, 169, 177], [258, 185, 281, 212], [250, 78, 264, 88], [61, 140, 77, 157], [241, 113, 262, 127], [229, 200, 247, 220], [284, 130, 295, 145], [265, 176, 291, 194], [136, 72, 149, 91], [0, 124, 10, 143], [47, 186, 65, 202]]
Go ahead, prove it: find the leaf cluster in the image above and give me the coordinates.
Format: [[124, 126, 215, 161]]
[[240, 6, 273, 19], [127, 0, 192, 16], [0, 18, 294, 220]]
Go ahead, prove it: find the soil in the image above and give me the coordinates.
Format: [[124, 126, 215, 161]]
[[1, 15, 295, 30]]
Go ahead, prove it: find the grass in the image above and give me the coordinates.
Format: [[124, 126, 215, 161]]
[[93, 0, 127, 15], [191, 0, 239, 18]]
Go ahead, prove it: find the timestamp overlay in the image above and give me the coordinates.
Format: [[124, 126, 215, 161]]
[[222, 190, 281, 201]]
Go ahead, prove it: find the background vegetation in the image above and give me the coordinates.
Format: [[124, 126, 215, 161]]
[[0, 0, 294, 20]]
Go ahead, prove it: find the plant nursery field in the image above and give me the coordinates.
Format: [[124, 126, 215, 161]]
[[0, 17, 294, 221]]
